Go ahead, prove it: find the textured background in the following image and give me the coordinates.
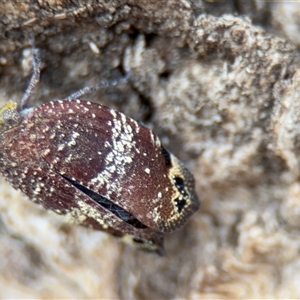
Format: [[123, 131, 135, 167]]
[[1, 0, 300, 298]]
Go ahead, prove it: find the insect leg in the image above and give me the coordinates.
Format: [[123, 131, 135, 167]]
[[65, 73, 130, 101]]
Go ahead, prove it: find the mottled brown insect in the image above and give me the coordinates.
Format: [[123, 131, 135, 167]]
[[0, 44, 199, 253]]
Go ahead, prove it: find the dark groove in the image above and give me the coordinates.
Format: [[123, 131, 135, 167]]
[[60, 174, 147, 229], [161, 146, 172, 167]]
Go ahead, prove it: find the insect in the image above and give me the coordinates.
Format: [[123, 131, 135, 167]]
[[0, 43, 199, 254]]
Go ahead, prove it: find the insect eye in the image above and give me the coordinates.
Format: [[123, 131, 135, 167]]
[[173, 176, 188, 198], [172, 176, 190, 213], [174, 198, 187, 213]]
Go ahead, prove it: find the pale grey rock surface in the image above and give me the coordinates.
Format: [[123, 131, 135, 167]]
[[1, 1, 300, 298]]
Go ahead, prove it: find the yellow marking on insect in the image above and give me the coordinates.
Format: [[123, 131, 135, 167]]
[[0, 100, 17, 123]]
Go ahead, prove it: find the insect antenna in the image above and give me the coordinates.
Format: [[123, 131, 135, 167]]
[[20, 35, 41, 110]]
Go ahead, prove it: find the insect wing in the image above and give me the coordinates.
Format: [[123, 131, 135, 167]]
[[32, 100, 198, 233]]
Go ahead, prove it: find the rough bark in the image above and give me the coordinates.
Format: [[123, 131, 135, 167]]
[[1, 0, 300, 298]]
